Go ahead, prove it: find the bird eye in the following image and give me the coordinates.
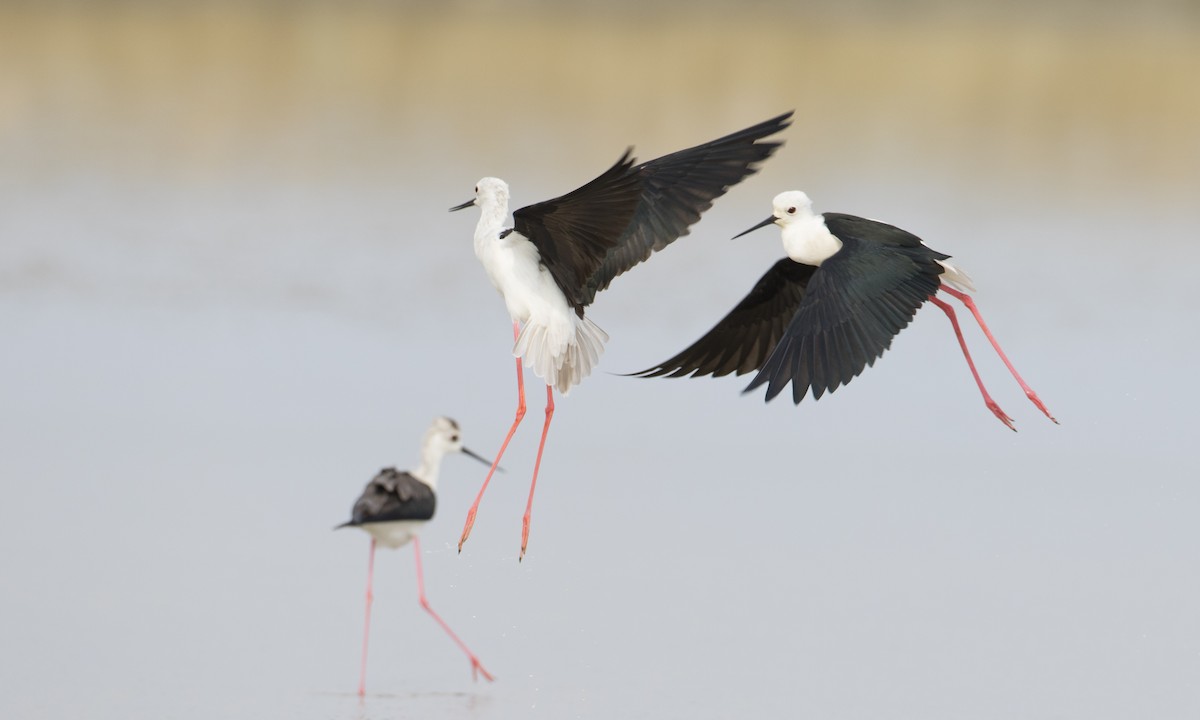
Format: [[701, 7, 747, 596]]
[[450, 434, 459, 442], [474, 186, 478, 193], [787, 207, 796, 214]]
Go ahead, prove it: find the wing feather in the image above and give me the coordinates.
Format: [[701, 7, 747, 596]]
[[582, 112, 794, 305], [629, 259, 816, 379], [513, 112, 793, 313], [341, 468, 436, 526], [744, 229, 946, 404]]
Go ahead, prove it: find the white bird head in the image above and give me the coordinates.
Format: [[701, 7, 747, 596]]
[[423, 416, 464, 454], [732, 190, 815, 238], [770, 190, 815, 225], [419, 416, 495, 474], [449, 177, 510, 213]]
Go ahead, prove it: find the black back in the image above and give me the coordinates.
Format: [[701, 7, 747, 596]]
[[744, 213, 949, 403], [631, 259, 817, 378], [512, 112, 793, 315], [339, 468, 436, 527]]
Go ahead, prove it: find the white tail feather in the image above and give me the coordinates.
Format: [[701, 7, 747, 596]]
[[514, 316, 609, 395], [937, 260, 976, 293]]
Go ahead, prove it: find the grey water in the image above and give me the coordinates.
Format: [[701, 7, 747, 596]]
[[2, 3, 1199, 718]]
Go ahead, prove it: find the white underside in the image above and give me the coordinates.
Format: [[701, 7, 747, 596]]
[[937, 259, 976, 292], [360, 520, 423, 549], [781, 215, 843, 266], [514, 313, 609, 395], [476, 228, 609, 395]]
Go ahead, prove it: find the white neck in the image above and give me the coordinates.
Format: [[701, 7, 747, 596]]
[[781, 213, 842, 266], [473, 195, 510, 247], [413, 445, 445, 490]]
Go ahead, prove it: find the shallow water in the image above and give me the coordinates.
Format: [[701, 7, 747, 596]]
[[2, 3, 1199, 718]]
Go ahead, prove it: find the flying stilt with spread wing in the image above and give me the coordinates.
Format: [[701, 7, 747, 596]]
[[632, 190, 1057, 429], [450, 112, 793, 559]]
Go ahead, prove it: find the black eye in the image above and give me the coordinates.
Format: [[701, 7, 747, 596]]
[[474, 186, 478, 193], [787, 207, 796, 214], [450, 435, 459, 442]]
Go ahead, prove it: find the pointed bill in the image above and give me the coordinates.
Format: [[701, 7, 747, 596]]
[[732, 215, 777, 239], [462, 446, 503, 472]]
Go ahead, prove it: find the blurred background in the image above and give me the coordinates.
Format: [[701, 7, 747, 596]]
[[2, 1, 1198, 718]]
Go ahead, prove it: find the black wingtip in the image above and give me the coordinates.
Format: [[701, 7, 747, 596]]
[[766, 109, 795, 130], [742, 360, 795, 404], [741, 372, 769, 397], [611, 146, 637, 171], [727, 110, 795, 141], [695, 113, 792, 164], [618, 367, 667, 379]]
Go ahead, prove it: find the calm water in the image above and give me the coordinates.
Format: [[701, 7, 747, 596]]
[[2, 3, 1199, 718]]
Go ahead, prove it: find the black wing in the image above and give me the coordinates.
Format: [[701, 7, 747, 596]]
[[511, 151, 645, 315], [338, 468, 436, 527], [822, 212, 945, 253], [744, 219, 948, 404], [513, 112, 793, 314], [630, 259, 817, 379]]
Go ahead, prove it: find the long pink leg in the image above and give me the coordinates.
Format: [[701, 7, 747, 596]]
[[520, 385, 555, 562], [938, 285, 1058, 423], [413, 537, 495, 682], [929, 295, 1016, 431], [460, 321, 527, 552], [357, 538, 376, 697]]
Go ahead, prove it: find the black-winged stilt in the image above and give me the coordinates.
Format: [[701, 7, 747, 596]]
[[337, 417, 496, 695], [633, 191, 1057, 429], [450, 111, 793, 558]]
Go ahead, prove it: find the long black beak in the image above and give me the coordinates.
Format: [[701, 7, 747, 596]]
[[732, 215, 777, 239], [449, 198, 475, 212], [462, 446, 503, 472]]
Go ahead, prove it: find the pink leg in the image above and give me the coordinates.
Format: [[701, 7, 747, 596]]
[[929, 295, 1016, 431], [460, 321, 527, 552], [938, 285, 1058, 423], [520, 385, 555, 562], [413, 537, 495, 682], [357, 538, 376, 697]]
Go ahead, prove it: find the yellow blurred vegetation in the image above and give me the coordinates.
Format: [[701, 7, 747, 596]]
[[1, 3, 1197, 199]]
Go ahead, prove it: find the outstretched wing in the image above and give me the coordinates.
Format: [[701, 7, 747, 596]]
[[340, 468, 436, 526], [514, 112, 793, 314], [744, 222, 947, 404], [630, 259, 816, 379], [580, 111, 794, 306], [512, 151, 645, 313]]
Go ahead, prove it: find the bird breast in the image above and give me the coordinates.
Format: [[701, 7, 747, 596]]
[[362, 520, 423, 549], [474, 229, 573, 325], [782, 216, 843, 266]]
